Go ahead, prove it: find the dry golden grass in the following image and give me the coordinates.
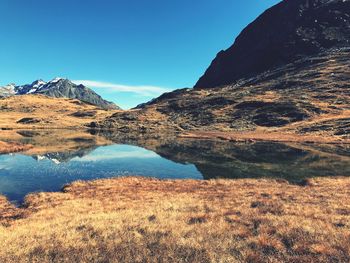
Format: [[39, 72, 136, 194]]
[[0, 177, 349, 262], [1, 94, 348, 145], [0, 94, 118, 129]]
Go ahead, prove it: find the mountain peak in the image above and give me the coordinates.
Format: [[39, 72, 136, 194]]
[[31, 80, 47, 90], [49, 77, 64, 83], [0, 78, 120, 109], [195, 0, 350, 89], [32, 79, 46, 84]]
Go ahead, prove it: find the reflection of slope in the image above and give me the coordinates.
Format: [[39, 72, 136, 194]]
[[32, 146, 99, 164], [31, 145, 159, 165], [98, 131, 350, 182], [154, 141, 350, 181]]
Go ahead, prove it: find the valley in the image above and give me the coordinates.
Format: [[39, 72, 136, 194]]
[[1, 0, 350, 262]]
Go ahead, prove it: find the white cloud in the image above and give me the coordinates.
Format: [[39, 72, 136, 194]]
[[72, 150, 159, 162], [72, 80, 172, 97]]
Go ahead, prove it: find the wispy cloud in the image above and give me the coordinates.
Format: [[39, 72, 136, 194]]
[[72, 149, 159, 162], [72, 80, 172, 97]]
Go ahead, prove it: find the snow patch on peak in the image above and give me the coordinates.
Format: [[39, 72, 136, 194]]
[[32, 80, 47, 89], [50, 77, 64, 83], [27, 88, 38, 94]]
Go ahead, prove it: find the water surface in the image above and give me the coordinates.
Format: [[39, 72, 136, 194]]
[[0, 130, 349, 203]]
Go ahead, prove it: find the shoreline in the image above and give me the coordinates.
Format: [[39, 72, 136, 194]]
[[0, 175, 327, 209], [2, 127, 349, 145], [1, 176, 349, 262], [1, 175, 349, 221], [179, 131, 350, 144]]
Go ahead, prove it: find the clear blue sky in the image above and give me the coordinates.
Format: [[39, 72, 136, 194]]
[[0, 0, 280, 109]]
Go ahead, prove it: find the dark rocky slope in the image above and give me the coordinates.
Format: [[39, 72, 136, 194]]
[[94, 48, 350, 139], [195, 0, 350, 89], [92, 0, 350, 140]]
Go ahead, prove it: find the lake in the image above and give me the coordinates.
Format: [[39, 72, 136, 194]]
[[0, 129, 349, 203]]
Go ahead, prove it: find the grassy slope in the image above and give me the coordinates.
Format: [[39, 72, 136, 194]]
[[0, 177, 349, 262], [96, 50, 350, 144], [0, 94, 118, 129]]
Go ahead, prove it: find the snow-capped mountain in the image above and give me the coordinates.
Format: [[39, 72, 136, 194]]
[[15, 79, 47, 95], [0, 84, 16, 97], [0, 78, 119, 109]]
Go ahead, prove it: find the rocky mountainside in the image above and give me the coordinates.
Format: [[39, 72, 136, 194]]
[[195, 0, 350, 89], [92, 0, 350, 141], [0, 78, 119, 110]]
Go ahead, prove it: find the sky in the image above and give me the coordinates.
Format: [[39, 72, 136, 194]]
[[0, 0, 280, 109]]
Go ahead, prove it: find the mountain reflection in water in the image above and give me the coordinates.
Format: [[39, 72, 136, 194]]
[[0, 129, 349, 203]]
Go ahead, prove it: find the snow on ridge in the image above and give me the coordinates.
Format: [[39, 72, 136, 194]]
[[32, 80, 47, 88], [50, 77, 64, 83], [28, 88, 37, 94]]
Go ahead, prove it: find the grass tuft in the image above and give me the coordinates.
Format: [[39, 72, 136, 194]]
[[0, 176, 349, 262]]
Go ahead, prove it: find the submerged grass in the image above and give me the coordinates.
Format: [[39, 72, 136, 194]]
[[0, 177, 350, 262]]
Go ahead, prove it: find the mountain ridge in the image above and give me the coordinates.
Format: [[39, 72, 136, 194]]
[[195, 0, 350, 89], [0, 78, 119, 110], [91, 0, 350, 142]]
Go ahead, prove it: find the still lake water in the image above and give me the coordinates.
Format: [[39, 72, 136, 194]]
[[0, 131, 350, 203], [0, 144, 202, 203]]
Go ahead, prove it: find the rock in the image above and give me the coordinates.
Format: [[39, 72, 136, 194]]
[[195, 0, 350, 89], [70, 111, 97, 118], [17, 118, 41, 124]]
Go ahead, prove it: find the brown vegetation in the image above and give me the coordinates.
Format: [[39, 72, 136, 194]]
[[0, 129, 112, 156], [0, 94, 119, 129], [0, 129, 112, 160], [179, 130, 350, 144], [1, 177, 349, 262], [92, 49, 350, 144], [0, 141, 32, 154]]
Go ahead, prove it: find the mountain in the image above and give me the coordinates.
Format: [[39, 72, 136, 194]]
[[0, 84, 16, 97], [0, 78, 119, 110], [195, 0, 350, 89], [92, 0, 350, 142]]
